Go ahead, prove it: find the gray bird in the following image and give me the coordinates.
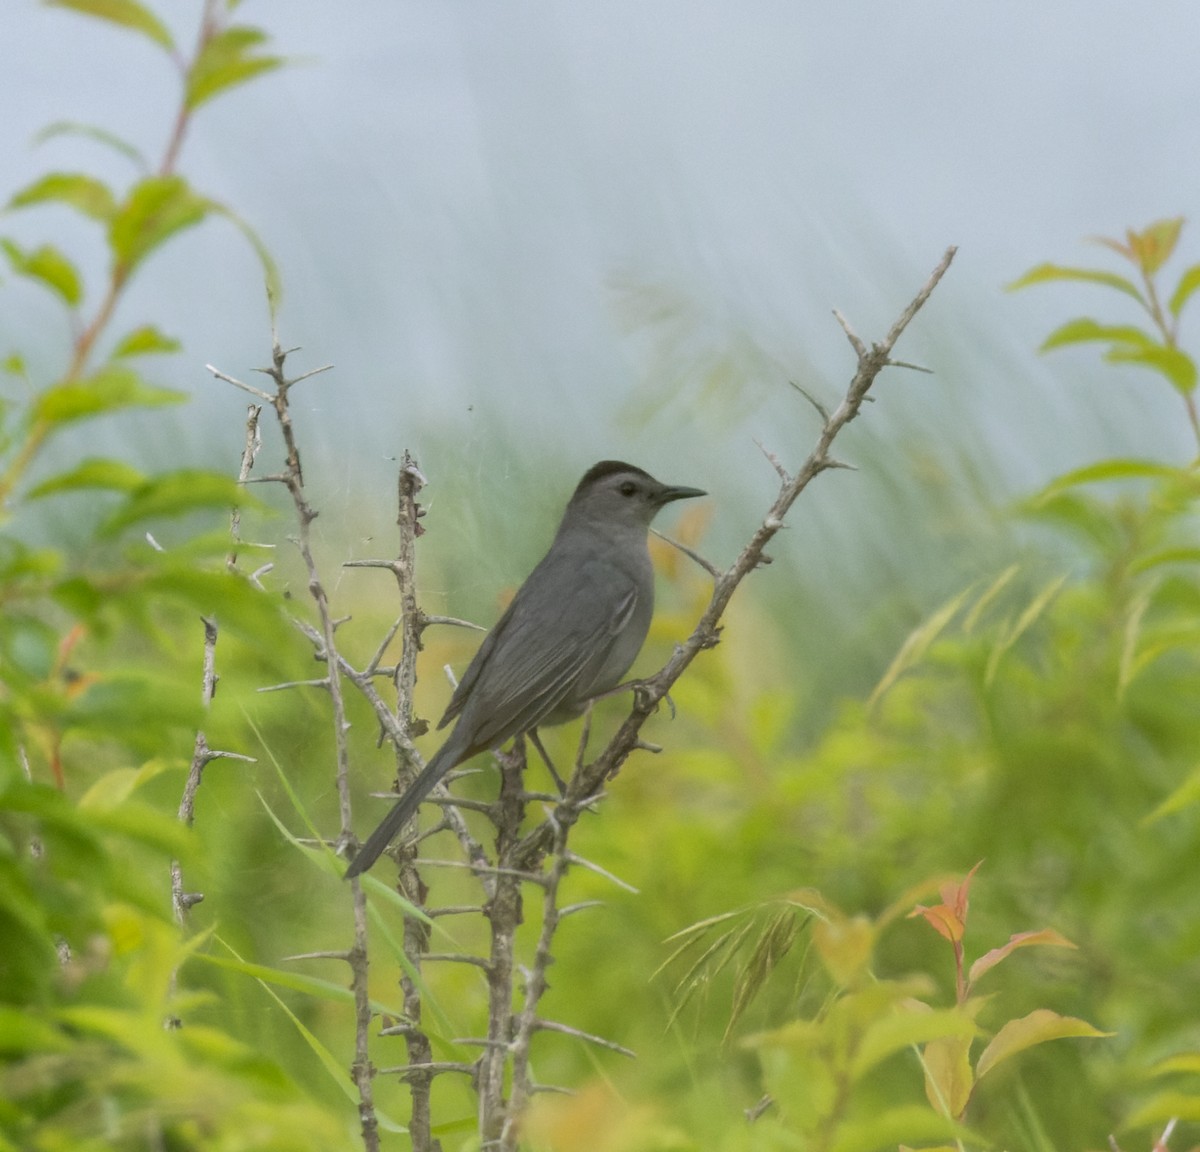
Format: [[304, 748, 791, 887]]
[[345, 460, 705, 878]]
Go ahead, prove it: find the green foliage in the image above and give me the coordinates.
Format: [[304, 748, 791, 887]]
[[0, 5, 350, 1150], [9, 2, 1200, 1147]]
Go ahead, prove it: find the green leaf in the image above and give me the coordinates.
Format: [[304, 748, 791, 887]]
[[1032, 458, 1184, 503], [100, 470, 253, 535], [112, 324, 182, 358], [210, 202, 283, 310], [7, 171, 117, 221], [985, 573, 1068, 686], [1124, 1090, 1200, 1128], [32, 366, 185, 427], [109, 175, 212, 279], [975, 1010, 1112, 1082], [1169, 262, 1200, 318], [830, 1105, 969, 1152], [1039, 318, 1155, 353], [1144, 762, 1200, 824], [63, 674, 203, 736], [1130, 546, 1200, 574], [1007, 263, 1145, 306], [27, 457, 146, 499], [868, 587, 973, 709], [45, 0, 175, 52], [1147, 1052, 1200, 1077], [850, 1007, 977, 1080], [193, 952, 356, 1005], [1106, 343, 1198, 395], [34, 121, 147, 170], [1, 238, 82, 306], [186, 25, 284, 110]]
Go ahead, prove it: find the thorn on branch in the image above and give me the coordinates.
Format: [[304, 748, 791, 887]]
[[833, 308, 867, 358], [753, 437, 793, 485], [787, 381, 831, 426], [650, 528, 721, 579], [533, 1018, 636, 1058], [887, 357, 933, 375]]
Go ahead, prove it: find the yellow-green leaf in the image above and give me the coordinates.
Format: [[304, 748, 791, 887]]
[[1106, 343, 1198, 395], [1131, 217, 1184, 276], [868, 587, 972, 709], [32, 367, 185, 427], [1039, 317, 1154, 353], [1169, 262, 1200, 318], [1, 238, 82, 306], [851, 1007, 977, 1081], [110, 175, 212, 278], [34, 121, 146, 169], [975, 1010, 1112, 1081], [7, 171, 116, 220], [1007, 263, 1145, 305], [1143, 762, 1200, 824], [27, 457, 146, 499], [922, 1032, 974, 1119], [100, 470, 253, 535], [968, 929, 1077, 985], [45, 0, 174, 52], [112, 324, 182, 358], [186, 25, 283, 110]]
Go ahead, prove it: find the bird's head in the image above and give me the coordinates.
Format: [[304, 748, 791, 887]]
[[566, 460, 706, 530]]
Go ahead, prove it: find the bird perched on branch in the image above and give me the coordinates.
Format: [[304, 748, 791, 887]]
[[345, 460, 705, 879]]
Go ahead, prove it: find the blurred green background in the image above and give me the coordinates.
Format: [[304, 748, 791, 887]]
[[3, 4, 1200, 1151]]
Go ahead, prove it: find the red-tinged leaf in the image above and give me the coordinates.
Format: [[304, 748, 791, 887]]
[[1007, 263, 1144, 305], [45, 0, 174, 52], [1090, 233, 1136, 260], [1105, 343, 1198, 395], [975, 1010, 1112, 1081], [0, 239, 83, 306], [1169, 262, 1200, 318], [968, 929, 1077, 985], [7, 171, 117, 221], [945, 861, 982, 922], [1039, 318, 1155, 352], [910, 903, 964, 944], [1130, 217, 1184, 276]]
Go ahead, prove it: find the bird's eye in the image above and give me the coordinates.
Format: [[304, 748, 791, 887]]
[[619, 481, 637, 497]]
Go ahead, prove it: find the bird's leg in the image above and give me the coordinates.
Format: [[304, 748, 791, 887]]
[[527, 728, 568, 797]]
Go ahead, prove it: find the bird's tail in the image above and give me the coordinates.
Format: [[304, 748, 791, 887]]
[[344, 745, 456, 879]]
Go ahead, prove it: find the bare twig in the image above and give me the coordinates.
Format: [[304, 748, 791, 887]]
[[514, 246, 957, 873]]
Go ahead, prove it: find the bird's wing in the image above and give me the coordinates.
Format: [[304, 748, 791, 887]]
[[438, 549, 639, 752]]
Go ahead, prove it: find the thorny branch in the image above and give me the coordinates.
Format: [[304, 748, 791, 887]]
[[210, 247, 954, 1150], [514, 245, 958, 872], [208, 343, 381, 1152]]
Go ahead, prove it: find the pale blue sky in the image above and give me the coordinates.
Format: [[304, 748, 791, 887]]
[[4, 2, 1199, 583]]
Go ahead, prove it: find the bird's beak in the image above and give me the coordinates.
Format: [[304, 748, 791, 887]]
[[656, 484, 706, 505]]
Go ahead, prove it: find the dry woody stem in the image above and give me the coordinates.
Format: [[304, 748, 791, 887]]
[[209, 246, 954, 1151]]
